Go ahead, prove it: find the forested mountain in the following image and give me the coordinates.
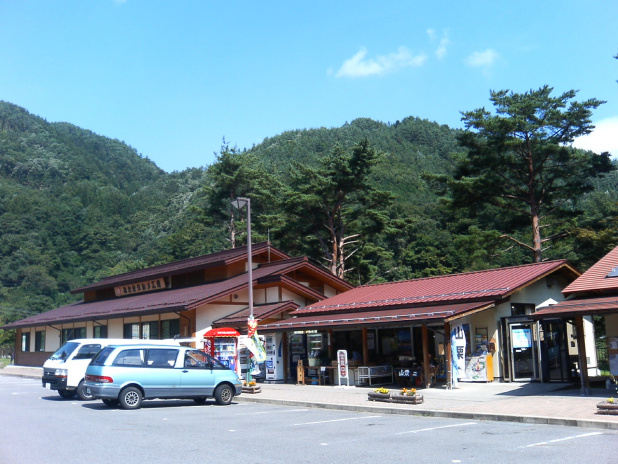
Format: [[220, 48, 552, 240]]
[[1, 100, 617, 342]]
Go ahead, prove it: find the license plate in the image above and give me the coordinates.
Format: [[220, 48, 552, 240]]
[[44, 383, 50, 389]]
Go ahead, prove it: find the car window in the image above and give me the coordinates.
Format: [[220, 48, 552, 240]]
[[112, 349, 145, 366], [146, 349, 178, 368], [73, 344, 103, 360], [183, 350, 229, 370], [50, 342, 80, 361], [206, 353, 229, 370], [184, 350, 208, 368], [91, 346, 115, 366]]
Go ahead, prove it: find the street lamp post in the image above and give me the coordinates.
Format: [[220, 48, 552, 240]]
[[231, 197, 255, 384]]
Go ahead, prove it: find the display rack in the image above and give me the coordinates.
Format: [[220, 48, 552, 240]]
[[357, 365, 393, 386]]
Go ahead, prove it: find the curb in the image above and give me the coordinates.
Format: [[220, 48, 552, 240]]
[[0, 368, 42, 379], [235, 395, 618, 431]]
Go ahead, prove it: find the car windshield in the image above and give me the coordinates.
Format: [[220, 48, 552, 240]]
[[50, 342, 80, 361], [90, 346, 115, 366]]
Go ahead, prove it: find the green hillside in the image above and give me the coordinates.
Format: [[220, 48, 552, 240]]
[[1, 100, 617, 344]]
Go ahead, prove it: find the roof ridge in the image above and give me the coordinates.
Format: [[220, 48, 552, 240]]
[[357, 259, 569, 289]]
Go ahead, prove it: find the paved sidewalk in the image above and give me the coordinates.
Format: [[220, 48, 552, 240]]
[[237, 381, 618, 430], [3, 365, 617, 430]]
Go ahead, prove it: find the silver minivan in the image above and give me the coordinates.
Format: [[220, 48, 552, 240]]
[[85, 344, 242, 409]]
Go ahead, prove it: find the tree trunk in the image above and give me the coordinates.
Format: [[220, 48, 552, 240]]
[[531, 209, 542, 263]]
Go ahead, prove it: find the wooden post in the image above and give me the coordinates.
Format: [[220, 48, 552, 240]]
[[575, 316, 590, 396], [296, 358, 305, 385], [362, 327, 369, 365], [444, 321, 452, 389], [422, 323, 430, 387]]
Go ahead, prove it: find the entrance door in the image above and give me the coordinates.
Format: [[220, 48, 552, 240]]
[[540, 320, 569, 382], [509, 323, 538, 380]]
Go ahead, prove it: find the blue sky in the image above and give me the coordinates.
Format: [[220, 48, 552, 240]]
[[1, 1, 617, 172]]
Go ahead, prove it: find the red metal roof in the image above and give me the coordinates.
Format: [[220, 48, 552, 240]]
[[297, 260, 576, 315], [260, 301, 495, 331], [2, 258, 332, 330], [533, 295, 618, 318], [72, 242, 289, 294], [212, 301, 300, 327], [562, 246, 618, 295]]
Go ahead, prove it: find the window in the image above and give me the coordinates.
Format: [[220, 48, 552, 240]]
[[123, 320, 177, 340], [61, 327, 86, 344], [93, 325, 107, 338], [113, 349, 145, 366], [161, 319, 180, 339], [35, 331, 46, 352], [141, 321, 159, 339], [124, 323, 140, 339], [145, 349, 178, 368], [21, 332, 31, 352], [511, 303, 535, 316]]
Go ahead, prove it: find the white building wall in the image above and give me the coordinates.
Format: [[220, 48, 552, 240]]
[[194, 303, 246, 338], [323, 284, 337, 298], [281, 289, 306, 307], [266, 287, 279, 303]]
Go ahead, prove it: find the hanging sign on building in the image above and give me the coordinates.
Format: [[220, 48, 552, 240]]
[[114, 278, 166, 297]]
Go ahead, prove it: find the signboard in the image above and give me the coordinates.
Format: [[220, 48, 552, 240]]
[[451, 323, 467, 385], [463, 355, 488, 382], [114, 278, 165, 297], [337, 349, 349, 386]]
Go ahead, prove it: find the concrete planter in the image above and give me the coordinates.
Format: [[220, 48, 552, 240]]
[[242, 385, 261, 394], [367, 392, 424, 404], [596, 401, 618, 415]]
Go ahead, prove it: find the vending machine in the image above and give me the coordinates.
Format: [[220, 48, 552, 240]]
[[203, 328, 240, 374], [264, 333, 284, 382], [307, 332, 325, 366]]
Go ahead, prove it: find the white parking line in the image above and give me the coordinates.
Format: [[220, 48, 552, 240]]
[[293, 415, 382, 426], [395, 422, 477, 435], [236, 408, 309, 416], [524, 431, 604, 448]]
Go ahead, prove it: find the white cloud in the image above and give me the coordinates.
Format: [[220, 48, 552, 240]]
[[335, 47, 427, 78], [465, 49, 500, 67], [427, 29, 449, 60], [573, 116, 618, 156]]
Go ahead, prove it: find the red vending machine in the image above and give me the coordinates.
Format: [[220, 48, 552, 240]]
[[203, 328, 240, 374]]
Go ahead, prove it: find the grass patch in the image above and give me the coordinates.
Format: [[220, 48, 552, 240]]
[[0, 358, 11, 369]]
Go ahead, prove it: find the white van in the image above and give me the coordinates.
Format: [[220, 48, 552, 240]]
[[42, 338, 179, 400]]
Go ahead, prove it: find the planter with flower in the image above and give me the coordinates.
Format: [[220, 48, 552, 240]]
[[367, 387, 423, 404], [242, 379, 261, 394], [596, 396, 618, 415]]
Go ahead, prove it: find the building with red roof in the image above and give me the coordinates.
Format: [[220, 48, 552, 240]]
[[2, 242, 353, 380], [262, 259, 580, 386], [533, 246, 618, 389]]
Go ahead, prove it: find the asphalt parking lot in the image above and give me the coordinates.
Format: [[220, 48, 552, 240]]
[[1, 375, 616, 464]]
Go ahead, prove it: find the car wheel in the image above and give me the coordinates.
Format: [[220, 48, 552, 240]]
[[76, 380, 94, 401], [193, 397, 207, 405], [119, 386, 143, 410], [214, 384, 234, 405], [58, 389, 75, 399], [102, 399, 119, 407]]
